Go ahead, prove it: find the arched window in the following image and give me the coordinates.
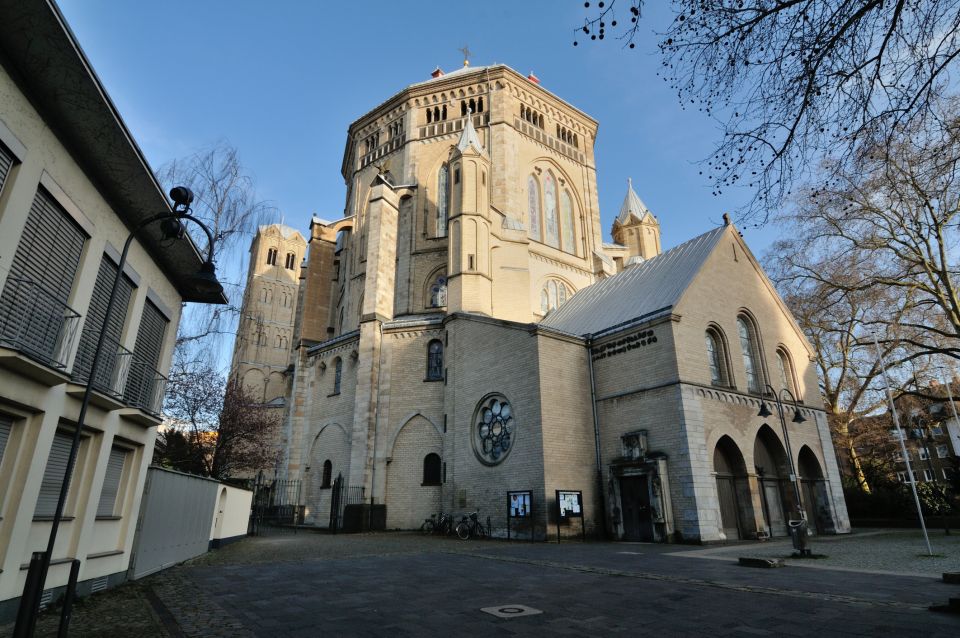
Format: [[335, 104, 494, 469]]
[[333, 357, 343, 395], [428, 272, 447, 308], [426, 340, 443, 380], [477, 96, 484, 113], [437, 165, 449, 237], [460, 101, 467, 117], [260, 289, 267, 303], [423, 453, 442, 485], [777, 348, 797, 396], [737, 315, 764, 393], [705, 327, 730, 387], [265, 288, 273, 303], [442, 105, 447, 120], [285, 252, 296, 270], [433, 106, 440, 122], [427, 108, 433, 124], [561, 190, 575, 254], [540, 279, 571, 314], [543, 172, 559, 247], [469, 98, 476, 113], [527, 175, 542, 241], [321, 460, 332, 488], [266, 248, 278, 265]]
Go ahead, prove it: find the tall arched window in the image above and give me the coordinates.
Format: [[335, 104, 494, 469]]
[[321, 460, 332, 488], [527, 175, 542, 241], [777, 347, 796, 396], [737, 315, 764, 393], [426, 340, 443, 380], [266, 248, 278, 265], [540, 279, 571, 314], [561, 190, 575, 254], [705, 327, 730, 387], [423, 453, 442, 485], [285, 252, 296, 270], [437, 165, 449, 237], [543, 173, 559, 247], [333, 357, 343, 395]]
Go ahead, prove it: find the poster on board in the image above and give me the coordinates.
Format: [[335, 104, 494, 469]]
[[508, 491, 532, 518], [557, 490, 582, 518]]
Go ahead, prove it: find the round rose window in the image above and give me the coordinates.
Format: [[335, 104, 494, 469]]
[[473, 394, 515, 465]]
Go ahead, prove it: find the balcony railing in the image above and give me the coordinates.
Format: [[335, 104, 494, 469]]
[[72, 334, 133, 400], [123, 356, 167, 416], [0, 277, 81, 370]]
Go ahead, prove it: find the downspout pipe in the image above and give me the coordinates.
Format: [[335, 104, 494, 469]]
[[587, 334, 607, 537]]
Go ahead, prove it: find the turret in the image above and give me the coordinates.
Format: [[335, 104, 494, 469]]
[[447, 112, 492, 314], [611, 178, 661, 260]]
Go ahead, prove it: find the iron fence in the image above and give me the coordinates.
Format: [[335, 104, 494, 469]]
[[249, 476, 302, 536]]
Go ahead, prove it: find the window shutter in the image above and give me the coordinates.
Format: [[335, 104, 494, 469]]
[[0, 143, 13, 194], [96, 447, 128, 517], [124, 300, 168, 408], [0, 414, 11, 465], [74, 255, 134, 385], [4, 188, 86, 303], [35, 431, 76, 518]]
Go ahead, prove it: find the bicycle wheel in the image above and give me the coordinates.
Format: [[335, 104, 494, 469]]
[[420, 520, 435, 535], [456, 521, 471, 540]]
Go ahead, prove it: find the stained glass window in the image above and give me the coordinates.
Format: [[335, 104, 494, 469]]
[[544, 173, 559, 247], [429, 274, 448, 308], [427, 340, 443, 380], [540, 279, 571, 314], [561, 190, 575, 253], [706, 330, 725, 386], [333, 357, 343, 395], [437, 165, 449, 237], [473, 394, 515, 465], [738, 316, 762, 393], [528, 175, 541, 241]]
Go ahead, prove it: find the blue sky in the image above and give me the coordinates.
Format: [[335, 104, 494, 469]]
[[58, 0, 781, 255]]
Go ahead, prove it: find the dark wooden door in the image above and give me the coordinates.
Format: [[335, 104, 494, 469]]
[[716, 476, 741, 540], [620, 476, 654, 542]]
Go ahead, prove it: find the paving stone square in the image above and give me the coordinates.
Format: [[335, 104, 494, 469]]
[[3, 530, 960, 637]]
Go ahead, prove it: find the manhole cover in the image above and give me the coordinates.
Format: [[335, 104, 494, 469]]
[[480, 604, 543, 619]]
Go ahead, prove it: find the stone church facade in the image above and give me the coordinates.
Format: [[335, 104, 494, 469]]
[[278, 63, 850, 542]]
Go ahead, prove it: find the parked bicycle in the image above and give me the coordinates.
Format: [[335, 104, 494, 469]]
[[455, 511, 487, 540], [421, 511, 454, 536]]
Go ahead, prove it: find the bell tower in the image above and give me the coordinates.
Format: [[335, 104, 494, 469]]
[[447, 113, 492, 314], [611, 178, 661, 261]]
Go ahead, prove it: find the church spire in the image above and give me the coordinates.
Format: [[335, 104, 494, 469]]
[[455, 109, 485, 155], [617, 177, 654, 225]]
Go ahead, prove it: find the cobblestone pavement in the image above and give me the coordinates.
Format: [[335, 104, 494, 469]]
[[3, 529, 959, 636]]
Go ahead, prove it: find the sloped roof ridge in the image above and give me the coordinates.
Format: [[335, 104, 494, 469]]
[[541, 226, 728, 336]]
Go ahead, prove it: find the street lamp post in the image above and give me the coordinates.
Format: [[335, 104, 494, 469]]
[[14, 187, 224, 637], [756, 385, 807, 521]]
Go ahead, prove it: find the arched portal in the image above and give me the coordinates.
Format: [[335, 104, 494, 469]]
[[385, 415, 442, 529], [713, 436, 754, 540], [798, 446, 831, 534], [754, 425, 791, 537]]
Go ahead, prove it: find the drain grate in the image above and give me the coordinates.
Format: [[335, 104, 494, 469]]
[[480, 604, 543, 619]]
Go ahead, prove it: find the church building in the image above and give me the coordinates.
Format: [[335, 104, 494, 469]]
[[279, 62, 850, 542]]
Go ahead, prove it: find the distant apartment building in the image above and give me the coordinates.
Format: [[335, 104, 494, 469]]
[[0, 1, 223, 620]]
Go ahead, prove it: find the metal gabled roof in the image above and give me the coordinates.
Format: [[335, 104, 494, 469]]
[[541, 225, 728, 336]]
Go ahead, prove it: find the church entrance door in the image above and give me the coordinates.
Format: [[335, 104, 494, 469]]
[[619, 475, 654, 542], [716, 476, 741, 540]]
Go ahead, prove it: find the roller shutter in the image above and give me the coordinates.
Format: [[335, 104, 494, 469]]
[[35, 431, 76, 518], [73, 255, 135, 386], [96, 447, 128, 518]]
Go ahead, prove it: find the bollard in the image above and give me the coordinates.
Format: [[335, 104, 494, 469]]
[[57, 559, 81, 638]]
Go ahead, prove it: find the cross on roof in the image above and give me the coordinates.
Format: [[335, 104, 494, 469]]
[[459, 45, 472, 67]]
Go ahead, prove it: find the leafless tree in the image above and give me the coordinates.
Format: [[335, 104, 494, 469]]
[[156, 355, 281, 479], [577, 1, 960, 223], [157, 142, 272, 355]]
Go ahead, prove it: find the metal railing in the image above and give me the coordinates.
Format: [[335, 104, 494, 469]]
[[0, 277, 81, 370], [123, 356, 168, 416], [72, 334, 133, 400]]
